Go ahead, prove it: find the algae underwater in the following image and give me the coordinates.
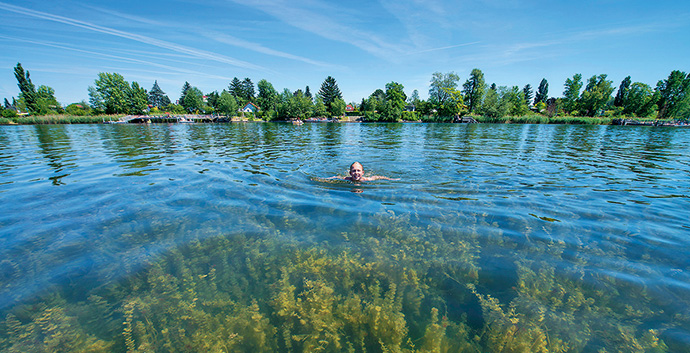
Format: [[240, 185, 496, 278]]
[[0, 122, 688, 352]]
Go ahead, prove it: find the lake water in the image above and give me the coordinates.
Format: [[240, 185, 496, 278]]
[[0, 122, 689, 352]]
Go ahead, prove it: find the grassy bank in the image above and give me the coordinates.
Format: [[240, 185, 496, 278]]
[[473, 114, 614, 125], [0, 114, 124, 125]]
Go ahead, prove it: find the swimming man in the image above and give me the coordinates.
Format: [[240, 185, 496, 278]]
[[329, 162, 398, 182]]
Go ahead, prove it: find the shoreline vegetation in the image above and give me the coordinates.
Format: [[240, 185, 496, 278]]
[[0, 113, 687, 126], [5, 63, 689, 126]]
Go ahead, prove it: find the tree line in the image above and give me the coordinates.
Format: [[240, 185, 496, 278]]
[[3, 62, 689, 121]]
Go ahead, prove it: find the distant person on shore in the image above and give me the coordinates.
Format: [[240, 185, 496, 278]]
[[326, 162, 398, 182]]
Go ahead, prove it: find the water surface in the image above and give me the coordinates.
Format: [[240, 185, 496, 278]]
[[1, 123, 688, 351]]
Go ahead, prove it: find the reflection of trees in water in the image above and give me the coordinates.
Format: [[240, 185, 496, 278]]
[[0, 128, 13, 178], [99, 125, 164, 176], [34, 125, 76, 185], [317, 123, 344, 159]]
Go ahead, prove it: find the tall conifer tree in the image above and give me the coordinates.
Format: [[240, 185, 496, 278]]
[[535, 78, 549, 105]]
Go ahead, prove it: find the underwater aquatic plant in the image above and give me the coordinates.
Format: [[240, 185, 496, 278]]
[[0, 208, 681, 352]]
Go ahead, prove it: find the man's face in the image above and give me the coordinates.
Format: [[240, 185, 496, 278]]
[[349, 164, 363, 181]]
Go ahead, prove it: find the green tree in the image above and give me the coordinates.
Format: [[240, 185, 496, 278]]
[[504, 86, 529, 116], [277, 89, 313, 120], [522, 84, 533, 107], [360, 96, 378, 115], [462, 68, 486, 113], [655, 70, 690, 119], [313, 97, 327, 117], [206, 91, 220, 111], [36, 85, 62, 114], [408, 89, 420, 106], [329, 98, 346, 118], [317, 76, 343, 116], [535, 78, 549, 105], [623, 82, 658, 117], [563, 74, 583, 114], [88, 86, 104, 113], [613, 76, 631, 107], [13, 63, 39, 114], [480, 86, 506, 118], [242, 78, 255, 102], [437, 88, 466, 119], [90, 72, 130, 114], [579, 74, 614, 116], [180, 81, 192, 103], [148, 81, 171, 108], [180, 85, 204, 113], [229, 77, 242, 100], [127, 82, 148, 114], [257, 79, 278, 112], [65, 102, 91, 116], [217, 90, 238, 116], [429, 72, 460, 106], [381, 82, 406, 120]]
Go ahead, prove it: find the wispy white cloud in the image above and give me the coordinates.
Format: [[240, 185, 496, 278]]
[[0, 2, 270, 73], [82, 5, 170, 27], [225, 0, 408, 60], [455, 19, 679, 69], [0, 35, 235, 81], [378, 0, 454, 49], [23, 2, 344, 72], [406, 41, 481, 55], [203, 31, 341, 69]]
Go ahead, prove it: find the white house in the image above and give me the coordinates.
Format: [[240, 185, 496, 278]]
[[240, 102, 259, 113]]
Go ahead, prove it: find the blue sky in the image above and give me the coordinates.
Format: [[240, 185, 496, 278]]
[[1, 0, 688, 106]]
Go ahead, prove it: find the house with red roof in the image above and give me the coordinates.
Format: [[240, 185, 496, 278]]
[[240, 102, 259, 113]]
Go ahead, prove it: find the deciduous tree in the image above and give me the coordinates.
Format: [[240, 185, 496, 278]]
[[330, 98, 346, 118], [462, 68, 486, 113], [579, 74, 614, 117], [563, 74, 583, 114], [505, 86, 529, 116], [429, 72, 460, 106], [217, 90, 238, 116], [13, 63, 39, 114], [36, 85, 62, 113], [655, 70, 690, 119], [90, 72, 130, 114], [127, 82, 148, 114], [480, 86, 506, 118], [623, 82, 657, 117], [381, 82, 406, 120], [313, 97, 327, 117], [437, 88, 466, 119], [613, 76, 631, 107], [257, 79, 278, 112]]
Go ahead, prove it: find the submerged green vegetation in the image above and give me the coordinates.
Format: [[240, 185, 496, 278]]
[[1, 209, 683, 352]]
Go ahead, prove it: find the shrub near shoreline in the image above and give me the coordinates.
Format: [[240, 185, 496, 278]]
[[0, 114, 123, 125]]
